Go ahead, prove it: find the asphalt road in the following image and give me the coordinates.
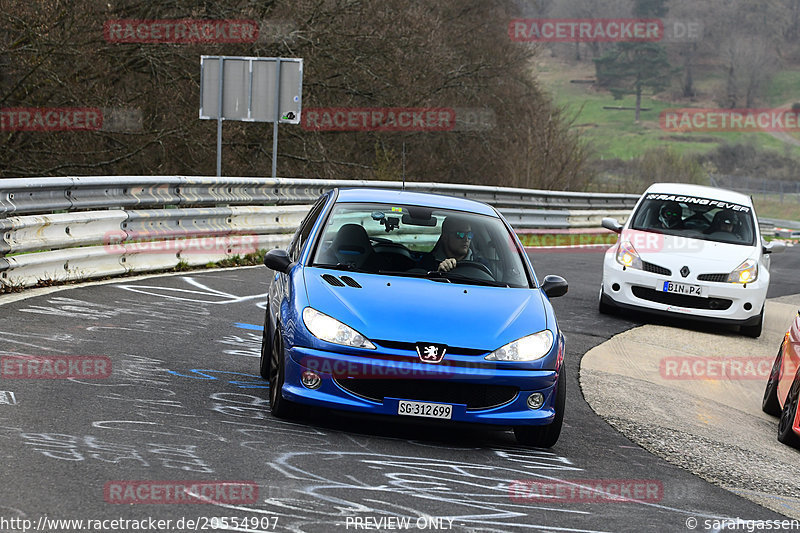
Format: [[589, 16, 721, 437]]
[[1, 245, 799, 533]]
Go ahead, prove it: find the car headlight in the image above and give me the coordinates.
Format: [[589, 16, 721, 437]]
[[727, 258, 758, 283], [302, 307, 376, 349], [485, 330, 554, 362], [616, 240, 643, 270]]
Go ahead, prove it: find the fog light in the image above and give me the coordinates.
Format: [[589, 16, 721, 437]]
[[526, 393, 544, 410], [612, 283, 620, 292], [301, 370, 321, 390], [744, 302, 752, 311]]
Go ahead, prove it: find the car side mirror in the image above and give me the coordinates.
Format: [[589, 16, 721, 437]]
[[541, 275, 568, 298], [763, 241, 786, 254], [602, 217, 623, 234], [264, 249, 293, 273]]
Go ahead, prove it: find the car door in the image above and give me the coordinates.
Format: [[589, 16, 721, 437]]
[[268, 194, 330, 333]]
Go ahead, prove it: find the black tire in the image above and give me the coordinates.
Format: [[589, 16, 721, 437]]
[[762, 343, 784, 416], [259, 307, 271, 380], [777, 372, 800, 448], [268, 327, 297, 419], [598, 286, 616, 315], [514, 366, 566, 448], [740, 308, 763, 338]]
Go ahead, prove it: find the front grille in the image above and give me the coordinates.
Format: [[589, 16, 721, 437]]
[[697, 273, 729, 283], [642, 261, 671, 276], [333, 378, 519, 410], [631, 286, 732, 310], [372, 340, 488, 357]]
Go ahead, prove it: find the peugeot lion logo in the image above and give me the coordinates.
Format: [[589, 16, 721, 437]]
[[416, 343, 447, 364]]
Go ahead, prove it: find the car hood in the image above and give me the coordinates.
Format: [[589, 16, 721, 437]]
[[624, 230, 757, 274], [303, 268, 548, 351]]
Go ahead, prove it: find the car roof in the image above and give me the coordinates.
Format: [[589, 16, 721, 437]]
[[334, 188, 499, 217], [643, 182, 752, 206]]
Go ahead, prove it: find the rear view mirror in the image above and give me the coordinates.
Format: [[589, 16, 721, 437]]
[[402, 213, 437, 227], [764, 241, 786, 254], [602, 217, 623, 234], [540, 275, 568, 298], [264, 249, 293, 273]]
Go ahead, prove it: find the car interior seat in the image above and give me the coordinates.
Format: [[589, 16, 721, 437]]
[[323, 223, 375, 269]]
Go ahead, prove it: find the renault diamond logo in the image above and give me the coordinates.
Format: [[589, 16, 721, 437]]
[[416, 343, 447, 364], [680, 266, 690, 278]]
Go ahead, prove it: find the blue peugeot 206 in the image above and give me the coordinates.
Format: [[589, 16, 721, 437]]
[[260, 188, 568, 447]]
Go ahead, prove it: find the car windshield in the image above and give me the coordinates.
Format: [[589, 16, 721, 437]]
[[310, 202, 531, 288], [629, 193, 756, 246]]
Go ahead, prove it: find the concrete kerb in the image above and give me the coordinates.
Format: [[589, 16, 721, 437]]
[[580, 294, 800, 520]]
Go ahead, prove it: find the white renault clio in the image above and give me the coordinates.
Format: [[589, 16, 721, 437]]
[[600, 183, 785, 337]]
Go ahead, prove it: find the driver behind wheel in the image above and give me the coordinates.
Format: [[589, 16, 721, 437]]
[[657, 201, 684, 230], [704, 209, 739, 236], [418, 215, 477, 272]]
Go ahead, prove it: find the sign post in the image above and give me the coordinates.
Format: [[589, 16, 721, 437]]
[[200, 56, 302, 177]]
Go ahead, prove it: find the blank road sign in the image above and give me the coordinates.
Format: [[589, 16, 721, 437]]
[[200, 56, 302, 123]]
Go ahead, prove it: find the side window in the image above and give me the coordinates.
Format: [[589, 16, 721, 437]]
[[288, 196, 327, 262]]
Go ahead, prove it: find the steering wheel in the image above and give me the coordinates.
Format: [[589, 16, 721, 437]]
[[450, 260, 494, 278]]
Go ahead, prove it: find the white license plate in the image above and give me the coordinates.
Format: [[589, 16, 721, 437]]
[[397, 400, 452, 419], [661, 281, 705, 297]]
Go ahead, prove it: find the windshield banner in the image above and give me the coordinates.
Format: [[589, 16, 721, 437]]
[[645, 194, 750, 213]]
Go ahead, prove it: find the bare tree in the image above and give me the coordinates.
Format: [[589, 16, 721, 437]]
[[0, 0, 594, 191], [721, 36, 777, 108], [663, 0, 719, 98]]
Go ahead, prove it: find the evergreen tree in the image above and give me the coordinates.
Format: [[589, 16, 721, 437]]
[[633, 0, 668, 18], [593, 42, 679, 122]]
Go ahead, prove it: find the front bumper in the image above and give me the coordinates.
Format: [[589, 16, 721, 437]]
[[601, 253, 767, 324], [281, 346, 561, 427]]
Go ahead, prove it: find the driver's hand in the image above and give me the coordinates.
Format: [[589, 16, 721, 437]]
[[438, 258, 457, 272]]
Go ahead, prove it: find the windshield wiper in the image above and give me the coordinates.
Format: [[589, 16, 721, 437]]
[[420, 270, 507, 287], [376, 269, 430, 278], [314, 263, 371, 273], [442, 274, 508, 287]]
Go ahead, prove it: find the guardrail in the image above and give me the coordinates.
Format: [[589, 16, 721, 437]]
[[0, 176, 640, 290]]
